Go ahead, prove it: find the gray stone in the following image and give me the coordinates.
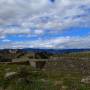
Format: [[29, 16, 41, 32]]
[[5, 72, 17, 79], [81, 76, 90, 84]]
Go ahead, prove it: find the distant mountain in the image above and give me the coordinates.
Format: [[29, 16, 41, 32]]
[[20, 48, 90, 54], [1, 48, 90, 54]]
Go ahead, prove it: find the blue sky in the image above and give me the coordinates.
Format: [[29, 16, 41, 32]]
[[0, 0, 90, 49]]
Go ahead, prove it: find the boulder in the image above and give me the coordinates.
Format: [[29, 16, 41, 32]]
[[81, 76, 90, 84], [5, 72, 17, 80]]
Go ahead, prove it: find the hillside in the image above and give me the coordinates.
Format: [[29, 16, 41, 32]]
[[0, 59, 90, 90], [0, 49, 90, 89], [0, 49, 90, 62]]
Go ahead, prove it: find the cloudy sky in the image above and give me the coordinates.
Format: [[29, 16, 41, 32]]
[[0, 0, 90, 49]]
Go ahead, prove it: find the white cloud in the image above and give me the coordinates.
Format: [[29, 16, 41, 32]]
[[0, 0, 90, 48], [0, 35, 6, 39], [34, 29, 44, 35], [2, 39, 11, 42], [0, 36, 90, 49]]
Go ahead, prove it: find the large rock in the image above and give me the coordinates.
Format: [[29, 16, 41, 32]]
[[30, 61, 46, 69], [81, 76, 90, 84], [5, 72, 17, 80]]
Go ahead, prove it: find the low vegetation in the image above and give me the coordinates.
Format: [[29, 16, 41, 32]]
[[0, 59, 90, 90], [0, 50, 90, 89]]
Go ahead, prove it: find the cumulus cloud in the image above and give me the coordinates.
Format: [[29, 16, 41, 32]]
[[0, 36, 90, 49], [0, 0, 90, 49], [2, 39, 11, 42]]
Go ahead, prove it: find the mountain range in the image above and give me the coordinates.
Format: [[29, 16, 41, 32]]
[[0, 48, 90, 54]]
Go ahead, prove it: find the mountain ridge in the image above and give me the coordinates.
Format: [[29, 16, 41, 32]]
[[0, 48, 90, 54]]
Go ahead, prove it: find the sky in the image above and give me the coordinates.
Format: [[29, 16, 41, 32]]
[[0, 0, 90, 49]]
